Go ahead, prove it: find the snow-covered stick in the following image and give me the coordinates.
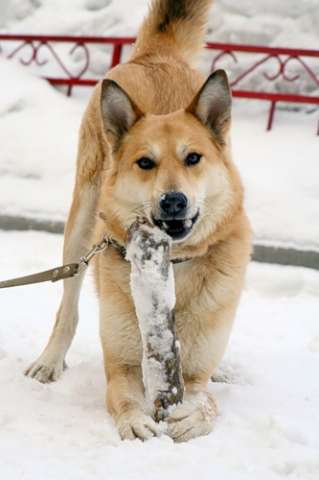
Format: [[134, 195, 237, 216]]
[[126, 220, 184, 421]]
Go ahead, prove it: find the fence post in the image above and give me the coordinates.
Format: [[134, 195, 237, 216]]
[[111, 44, 123, 68], [267, 101, 277, 131]]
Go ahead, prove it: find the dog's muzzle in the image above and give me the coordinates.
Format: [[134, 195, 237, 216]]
[[152, 192, 199, 241]]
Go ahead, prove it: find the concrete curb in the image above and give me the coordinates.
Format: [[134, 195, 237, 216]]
[[1, 215, 318, 270], [252, 245, 319, 270], [0, 215, 65, 234]]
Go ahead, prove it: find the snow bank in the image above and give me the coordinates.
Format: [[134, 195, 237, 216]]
[[0, 230, 319, 479], [0, 56, 84, 220], [2, 0, 318, 50], [232, 102, 319, 251], [209, 0, 319, 49]]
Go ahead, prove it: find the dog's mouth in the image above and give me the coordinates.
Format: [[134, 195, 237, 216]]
[[151, 211, 199, 241]]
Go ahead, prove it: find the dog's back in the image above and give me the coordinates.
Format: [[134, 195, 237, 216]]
[[109, 0, 213, 112], [85, 1, 213, 124], [80, 0, 214, 181]]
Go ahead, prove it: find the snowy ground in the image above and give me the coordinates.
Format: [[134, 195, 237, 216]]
[[1, 230, 319, 480]]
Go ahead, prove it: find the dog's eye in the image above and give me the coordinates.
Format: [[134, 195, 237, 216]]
[[185, 152, 202, 167], [136, 157, 156, 170]]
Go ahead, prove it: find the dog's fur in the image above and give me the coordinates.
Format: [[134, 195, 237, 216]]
[[25, 0, 251, 442]]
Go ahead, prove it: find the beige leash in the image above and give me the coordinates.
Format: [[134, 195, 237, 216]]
[[0, 236, 109, 289], [0, 231, 191, 289]]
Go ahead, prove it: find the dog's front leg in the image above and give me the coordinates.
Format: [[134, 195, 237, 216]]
[[166, 379, 218, 443], [165, 308, 238, 442], [106, 364, 161, 441], [25, 181, 97, 383]]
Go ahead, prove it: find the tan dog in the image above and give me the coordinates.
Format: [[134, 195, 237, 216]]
[[25, 0, 251, 442]]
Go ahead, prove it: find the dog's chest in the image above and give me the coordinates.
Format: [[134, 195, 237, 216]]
[[99, 252, 219, 364]]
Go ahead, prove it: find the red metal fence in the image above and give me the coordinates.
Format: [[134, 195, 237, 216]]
[[0, 34, 318, 133]]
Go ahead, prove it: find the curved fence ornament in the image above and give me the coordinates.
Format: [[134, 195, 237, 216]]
[[6, 40, 90, 78], [206, 42, 319, 133], [211, 49, 238, 72], [281, 56, 319, 86], [212, 50, 319, 89], [0, 34, 318, 133]]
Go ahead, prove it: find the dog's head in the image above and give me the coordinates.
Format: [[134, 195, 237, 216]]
[[99, 70, 242, 247]]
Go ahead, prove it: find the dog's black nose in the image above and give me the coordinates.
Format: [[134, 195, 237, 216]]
[[160, 192, 188, 217]]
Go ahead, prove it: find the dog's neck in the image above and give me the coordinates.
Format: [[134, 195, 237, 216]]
[[108, 235, 192, 265], [98, 200, 247, 264]]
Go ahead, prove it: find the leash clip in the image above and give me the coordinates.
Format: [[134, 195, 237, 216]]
[[79, 236, 109, 267]]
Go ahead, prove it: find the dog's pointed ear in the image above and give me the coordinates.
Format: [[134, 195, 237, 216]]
[[100, 79, 143, 144], [187, 70, 231, 144]]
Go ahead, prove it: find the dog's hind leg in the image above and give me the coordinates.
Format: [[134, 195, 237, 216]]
[[25, 179, 98, 383]]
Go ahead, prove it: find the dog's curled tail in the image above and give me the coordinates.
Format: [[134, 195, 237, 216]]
[[131, 0, 213, 63]]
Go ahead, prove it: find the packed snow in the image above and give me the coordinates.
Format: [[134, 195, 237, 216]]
[[1, 230, 319, 479]]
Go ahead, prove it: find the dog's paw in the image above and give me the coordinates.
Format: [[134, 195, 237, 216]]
[[167, 391, 218, 443], [25, 355, 66, 383], [117, 410, 161, 441]]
